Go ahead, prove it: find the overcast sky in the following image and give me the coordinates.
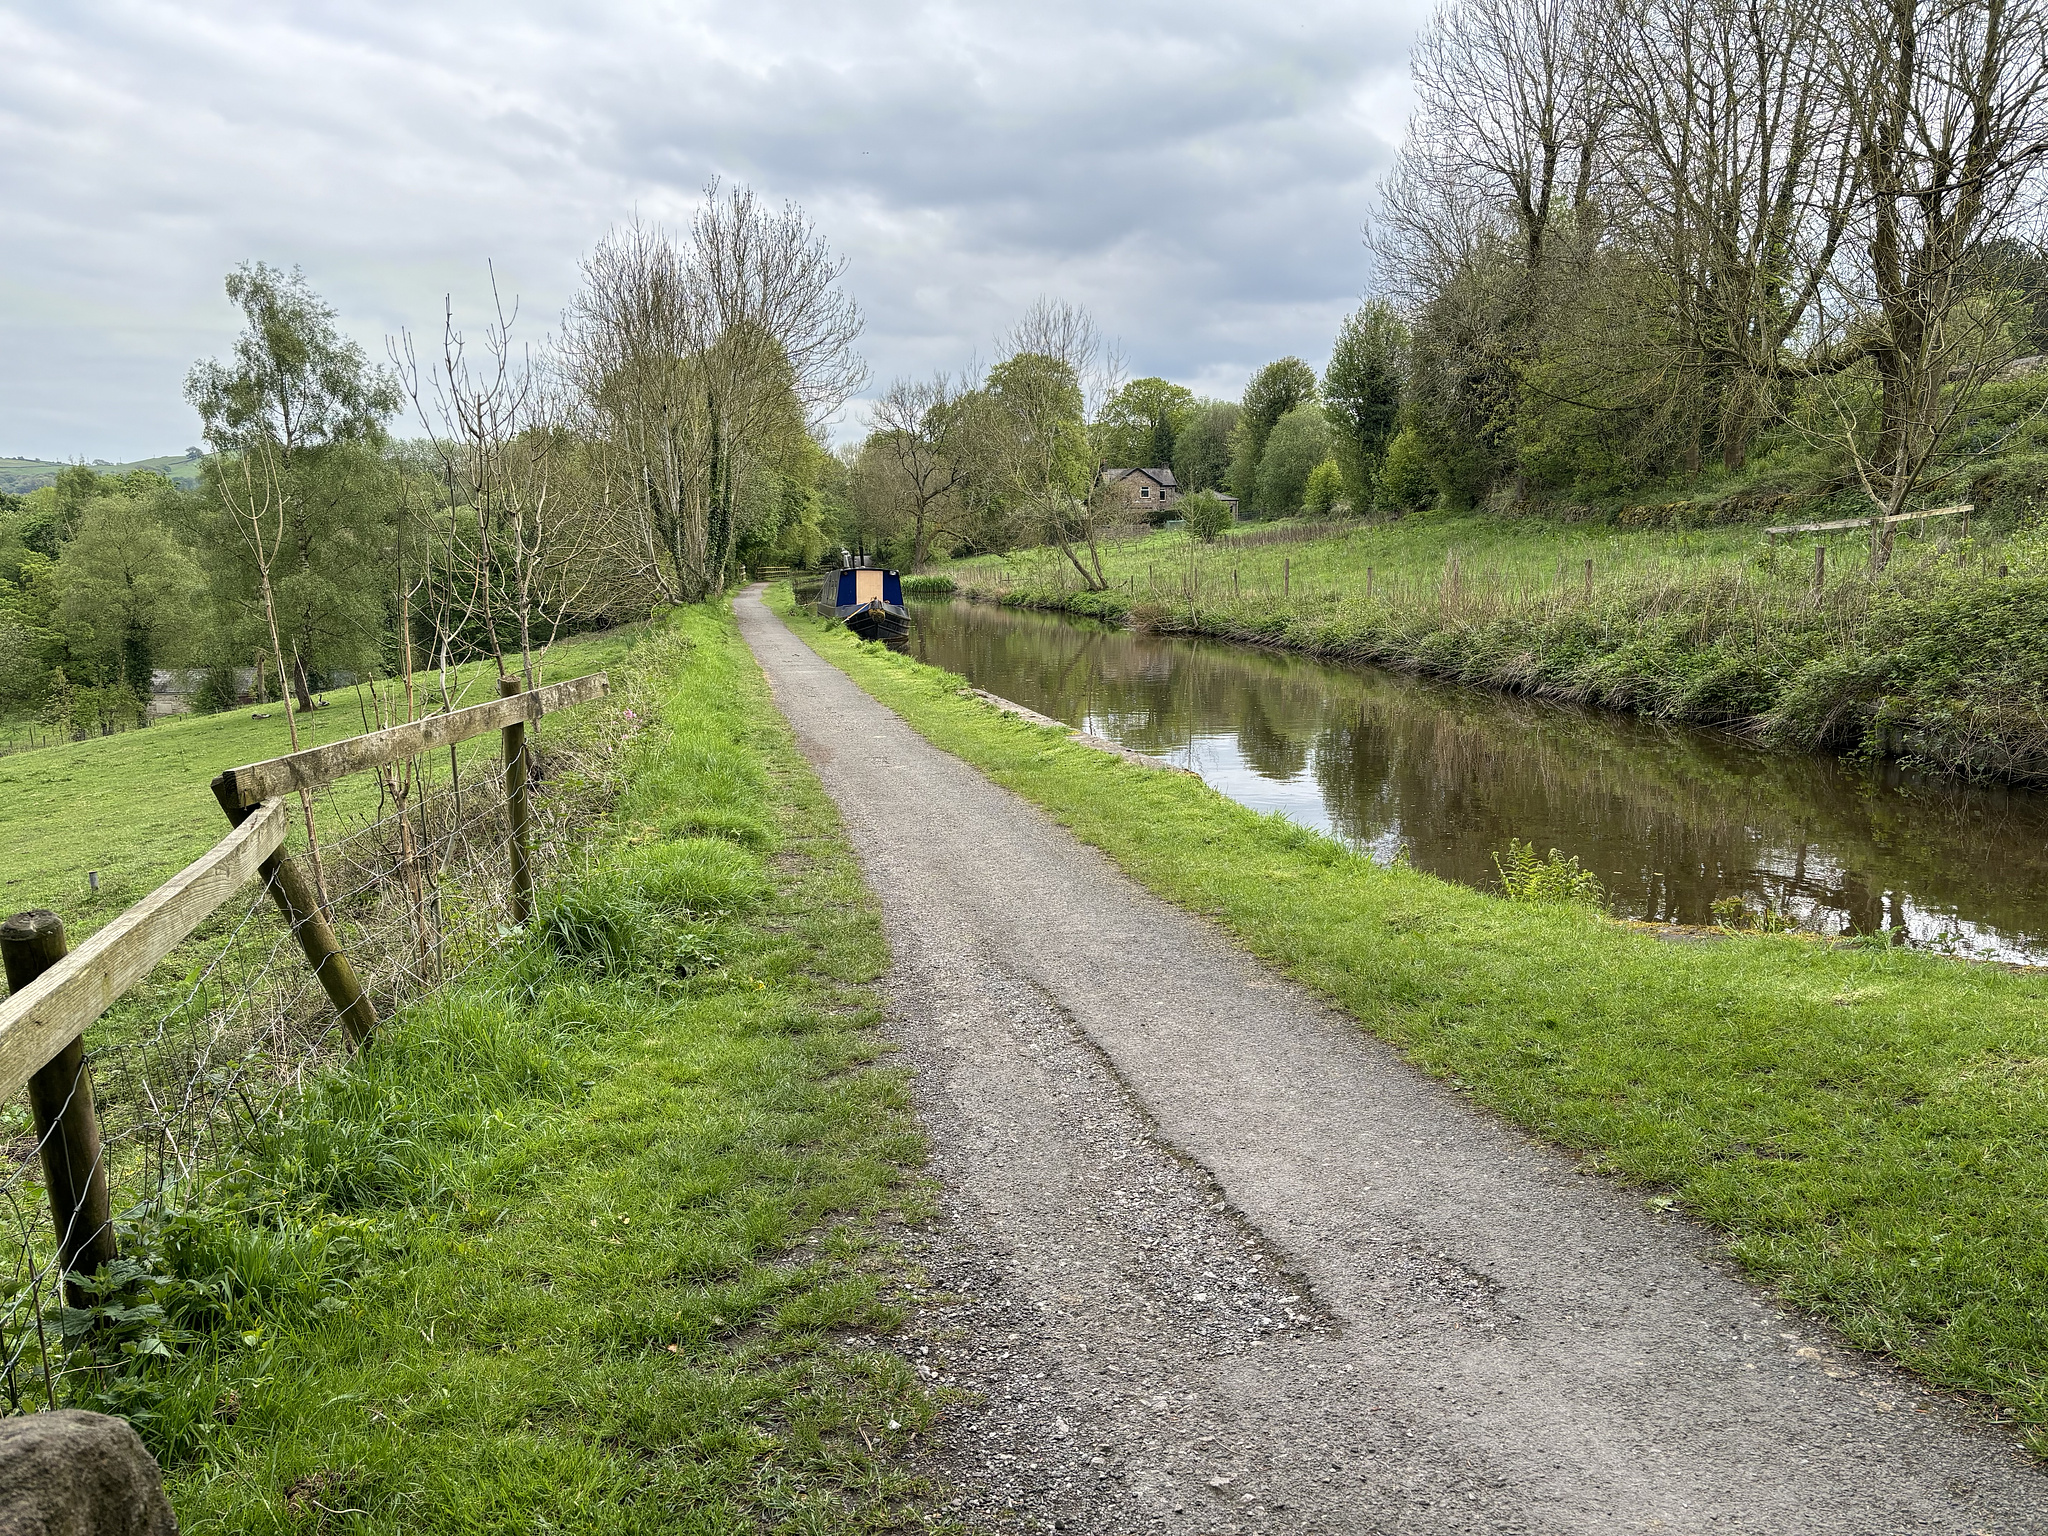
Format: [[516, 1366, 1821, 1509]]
[[2, 0, 1427, 462]]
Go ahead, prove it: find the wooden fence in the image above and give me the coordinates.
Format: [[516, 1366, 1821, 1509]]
[[0, 670, 608, 1315]]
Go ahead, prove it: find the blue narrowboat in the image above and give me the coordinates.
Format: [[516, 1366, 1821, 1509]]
[[829, 559, 910, 643]]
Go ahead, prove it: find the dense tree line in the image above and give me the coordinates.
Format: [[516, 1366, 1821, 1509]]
[[0, 185, 864, 739], [1370, 0, 2048, 564], [842, 297, 1419, 578]]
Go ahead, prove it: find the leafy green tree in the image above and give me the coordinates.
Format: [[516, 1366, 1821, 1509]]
[[986, 349, 1099, 575], [1374, 424, 1438, 509], [1324, 303, 1407, 506], [1096, 377, 1197, 469], [1172, 400, 1239, 493], [186, 262, 400, 712], [1255, 405, 1335, 516], [55, 498, 201, 695], [1302, 458, 1346, 514], [1231, 358, 1318, 511]]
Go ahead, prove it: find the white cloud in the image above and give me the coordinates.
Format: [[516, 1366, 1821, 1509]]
[[0, 0, 1425, 459]]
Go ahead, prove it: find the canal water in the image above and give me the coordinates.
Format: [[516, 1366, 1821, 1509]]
[[908, 597, 2048, 964]]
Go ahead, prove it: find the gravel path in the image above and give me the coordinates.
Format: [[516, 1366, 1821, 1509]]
[[737, 590, 2045, 1536]]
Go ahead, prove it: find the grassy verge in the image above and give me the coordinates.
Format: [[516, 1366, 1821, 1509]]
[[938, 510, 2048, 783], [774, 586, 2048, 1449], [79, 603, 943, 1532], [0, 629, 639, 940]]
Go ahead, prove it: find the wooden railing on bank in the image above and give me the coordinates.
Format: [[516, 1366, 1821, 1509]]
[[0, 669, 609, 1308]]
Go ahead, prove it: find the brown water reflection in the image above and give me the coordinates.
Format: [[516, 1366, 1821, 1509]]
[[909, 597, 2048, 963]]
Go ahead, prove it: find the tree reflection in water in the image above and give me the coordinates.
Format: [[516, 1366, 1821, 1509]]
[[909, 597, 2048, 963]]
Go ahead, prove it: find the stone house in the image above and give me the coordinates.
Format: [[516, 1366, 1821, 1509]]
[[1099, 466, 1177, 519]]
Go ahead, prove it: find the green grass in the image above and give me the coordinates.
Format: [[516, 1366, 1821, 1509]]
[[934, 510, 2048, 783], [72, 603, 945, 1531], [0, 630, 638, 939], [775, 586, 2048, 1449]]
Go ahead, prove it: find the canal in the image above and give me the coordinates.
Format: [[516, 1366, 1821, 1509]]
[[908, 596, 2048, 964]]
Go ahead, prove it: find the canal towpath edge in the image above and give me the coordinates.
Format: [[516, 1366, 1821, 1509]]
[[734, 586, 2044, 1535]]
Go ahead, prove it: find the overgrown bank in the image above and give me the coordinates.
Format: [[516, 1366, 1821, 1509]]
[[776, 587, 2048, 1452], [61, 604, 944, 1533], [942, 512, 2048, 784]]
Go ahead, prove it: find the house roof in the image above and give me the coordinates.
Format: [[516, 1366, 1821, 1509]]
[[1100, 466, 1176, 488]]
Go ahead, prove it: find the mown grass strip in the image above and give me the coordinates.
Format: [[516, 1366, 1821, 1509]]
[[86, 603, 945, 1532], [773, 587, 2048, 1451]]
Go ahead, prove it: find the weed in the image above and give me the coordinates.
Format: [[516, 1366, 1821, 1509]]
[[1492, 839, 1606, 906], [1710, 894, 1799, 934]]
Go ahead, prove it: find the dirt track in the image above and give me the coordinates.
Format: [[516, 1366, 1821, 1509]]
[[737, 588, 2045, 1535]]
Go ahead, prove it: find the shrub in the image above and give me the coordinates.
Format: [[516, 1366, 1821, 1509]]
[[1303, 458, 1346, 515], [1375, 425, 1436, 510], [1256, 405, 1335, 515], [1181, 491, 1235, 542], [902, 574, 957, 595]]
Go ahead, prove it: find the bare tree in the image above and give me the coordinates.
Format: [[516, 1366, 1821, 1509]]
[[566, 185, 865, 601], [1600, 0, 1857, 471], [1813, 0, 2048, 567], [394, 274, 599, 691], [866, 374, 974, 567], [1374, 0, 1606, 296]]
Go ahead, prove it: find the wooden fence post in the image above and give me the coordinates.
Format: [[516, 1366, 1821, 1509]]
[[1813, 543, 1826, 600], [0, 912, 117, 1306], [1284, 558, 1290, 597], [500, 676, 533, 927], [210, 780, 377, 1047], [1583, 558, 1594, 599]]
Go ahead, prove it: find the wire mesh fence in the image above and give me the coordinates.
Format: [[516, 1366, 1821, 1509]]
[[0, 685, 621, 1415]]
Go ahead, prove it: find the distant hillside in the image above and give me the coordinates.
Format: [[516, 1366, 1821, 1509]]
[[0, 452, 205, 495]]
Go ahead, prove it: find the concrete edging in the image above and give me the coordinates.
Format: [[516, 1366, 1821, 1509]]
[[955, 688, 1196, 775]]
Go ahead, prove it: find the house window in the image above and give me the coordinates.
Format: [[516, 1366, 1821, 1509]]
[[1140, 486, 1150, 497]]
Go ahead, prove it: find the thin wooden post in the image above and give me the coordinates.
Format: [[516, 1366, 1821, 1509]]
[[1284, 558, 1290, 597], [0, 912, 117, 1307], [1367, 566, 1374, 597], [210, 779, 376, 1046], [500, 675, 533, 927], [1813, 543, 1826, 599], [1583, 558, 1594, 599]]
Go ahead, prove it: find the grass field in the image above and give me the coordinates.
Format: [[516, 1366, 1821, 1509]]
[[776, 585, 2048, 1452], [0, 630, 639, 941], [935, 509, 2048, 783], [53, 604, 948, 1532]]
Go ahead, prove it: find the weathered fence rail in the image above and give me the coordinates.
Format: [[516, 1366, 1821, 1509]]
[[0, 668, 610, 1393], [1763, 503, 1970, 537]]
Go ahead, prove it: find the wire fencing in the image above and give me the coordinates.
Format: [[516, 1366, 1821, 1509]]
[[0, 677, 621, 1414]]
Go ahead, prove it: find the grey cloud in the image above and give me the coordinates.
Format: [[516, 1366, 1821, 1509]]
[[0, 0, 1425, 458]]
